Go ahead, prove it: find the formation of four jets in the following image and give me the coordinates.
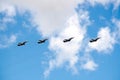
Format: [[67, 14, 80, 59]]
[[17, 37, 101, 46]]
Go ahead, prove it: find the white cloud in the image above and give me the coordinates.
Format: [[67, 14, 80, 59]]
[[44, 10, 91, 77], [87, 0, 120, 9], [87, 0, 110, 6], [0, 34, 17, 48], [79, 52, 98, 71], [0, 3, 16, 17], [1, 0, 120, 36], [1, 0, 85, 36], [112, 18, 120, 41], [81, 60, 98, 71], [0, 4, 16, 31], [113, 0, 120, 10], [8, 35, 17, 43], [88, 27, 116, 53]]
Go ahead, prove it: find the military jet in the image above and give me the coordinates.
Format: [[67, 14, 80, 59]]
[[89, 37, 101, 43], [17, 41, 27, 46], [37, 39, 48, 44], [63, 37, 74, 43]]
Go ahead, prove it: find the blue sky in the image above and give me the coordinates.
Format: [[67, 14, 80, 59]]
[[0, 0, 120, 80]]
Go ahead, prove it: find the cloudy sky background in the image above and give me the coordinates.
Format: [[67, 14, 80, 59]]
[[0, 0, 120, 80]]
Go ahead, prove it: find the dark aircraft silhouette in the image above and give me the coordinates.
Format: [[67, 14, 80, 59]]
[[17, 41, 27, 46], [89, 37, 101, 43], [63, 37, 74, 43], [37, 39, 48, 44]]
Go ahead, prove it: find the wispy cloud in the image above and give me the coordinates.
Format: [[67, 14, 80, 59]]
[[81, 60, 98, 71], [87, 0, 120, 10], [112, 18, 120, 41], [0, 4, 16, 31], [0, 34, 17, 48], [78, 52, 98, 71], [0, 3, 16, 17]]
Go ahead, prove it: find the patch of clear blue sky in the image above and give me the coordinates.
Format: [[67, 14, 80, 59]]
[[0, 3, 120, 80]]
